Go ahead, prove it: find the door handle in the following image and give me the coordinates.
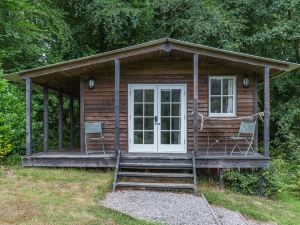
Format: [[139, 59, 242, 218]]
[[154, 116, 160, 125]]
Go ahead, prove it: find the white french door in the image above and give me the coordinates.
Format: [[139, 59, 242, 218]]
[[128, 84, 186, 153]]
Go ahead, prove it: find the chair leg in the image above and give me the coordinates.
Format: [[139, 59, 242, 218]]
[[102, 136, 105, 154], [85, 135, 88, 154], [231, 144, 237, 155], [245, 137, 255, 156]]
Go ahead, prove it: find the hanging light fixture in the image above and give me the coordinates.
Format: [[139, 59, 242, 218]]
[[242, 76, 250, 88], [88, 77, 95, 90]]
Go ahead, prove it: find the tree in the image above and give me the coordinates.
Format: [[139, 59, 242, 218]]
[[0, 0, 71, 73]]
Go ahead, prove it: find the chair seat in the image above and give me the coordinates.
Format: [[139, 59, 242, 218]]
[[228, 136, 245, 140], [88, 137, 103, 140]]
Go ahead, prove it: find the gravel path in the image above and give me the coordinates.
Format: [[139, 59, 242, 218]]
[[104, 191, 218, 225], [213, 207, 276, 225], [103, 191, 276, 225]]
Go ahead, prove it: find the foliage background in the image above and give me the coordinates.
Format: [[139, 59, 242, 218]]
[[0, 0, 299, 195]]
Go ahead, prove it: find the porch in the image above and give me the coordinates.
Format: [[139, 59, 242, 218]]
[[22, 150, 269, 168]]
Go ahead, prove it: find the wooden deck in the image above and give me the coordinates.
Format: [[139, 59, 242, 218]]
[[22, 150, 269, 169]]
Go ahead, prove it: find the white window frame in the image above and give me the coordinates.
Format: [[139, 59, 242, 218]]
[[208, 76, 236, 117]]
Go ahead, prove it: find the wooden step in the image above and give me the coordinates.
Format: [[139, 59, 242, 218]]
[[119, 162, 193, 169], [114, 182, 194, 190], [118, 171, 194, 179], [121, 154, 192, 160]]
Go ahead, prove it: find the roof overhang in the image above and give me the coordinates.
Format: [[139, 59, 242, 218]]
[[4, 37, 300, 82]]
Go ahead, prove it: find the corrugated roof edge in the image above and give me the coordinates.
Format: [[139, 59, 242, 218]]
[[3, 37, 300, 81]]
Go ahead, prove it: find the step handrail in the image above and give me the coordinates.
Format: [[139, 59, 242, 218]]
[[112, 150, 121, 192], [192, 151, 197, 195]]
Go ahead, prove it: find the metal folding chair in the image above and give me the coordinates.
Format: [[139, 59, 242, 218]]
[[229, 121, 256, 156], [85, 122, 105, 154]]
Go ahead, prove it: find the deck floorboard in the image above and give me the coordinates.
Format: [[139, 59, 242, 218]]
[[23, 149, 268, 169]]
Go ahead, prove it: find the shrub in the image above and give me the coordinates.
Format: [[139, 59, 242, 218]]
[[0, 76, 25, 159], [0, 135, 12, 158], [287, 161, 300, 197], [224, 159, 286, 197]]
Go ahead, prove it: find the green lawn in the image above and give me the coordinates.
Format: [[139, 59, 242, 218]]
[[0, 166, 299, 225], [0, 166, 156, 225], [200, 183, 300, 225]]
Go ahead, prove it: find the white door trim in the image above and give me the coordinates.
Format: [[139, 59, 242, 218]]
[[128, 84, 187, 153]]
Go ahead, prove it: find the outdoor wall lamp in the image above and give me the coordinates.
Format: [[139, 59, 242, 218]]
[[88, 77, 95, 90], [242, 76, 250, 88]]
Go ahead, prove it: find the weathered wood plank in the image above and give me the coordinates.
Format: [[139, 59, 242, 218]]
[[83, 59, 256, 152], [264, 66, 270, 157], [118, 172, 193, 178], [114, 58, 120, 156], [80, 78, 85, 153], [193, 54, 199, 151], [58, 91, 63, 150], [43, 85, 49, 152], [253, 74, 258, 150], [219, 168, 224, 190], [115, 182, 194, 190], [22, 151, 269, 168], [70, 96, 74, 148], [26, 78, 32, 156]]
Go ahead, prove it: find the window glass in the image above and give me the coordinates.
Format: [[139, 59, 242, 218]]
[[209, 77, 235, 116], [211, 79, 221, 95]]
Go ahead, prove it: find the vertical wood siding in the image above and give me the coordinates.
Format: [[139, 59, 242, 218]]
[[84, 59, 256, 153]]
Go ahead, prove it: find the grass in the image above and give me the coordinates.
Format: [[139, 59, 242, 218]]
[[1, 166, 299, 225], [0, 166, 156, 225], [200, 182, 300, 225]]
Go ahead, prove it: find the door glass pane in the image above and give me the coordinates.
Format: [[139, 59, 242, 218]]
[[145, 90, 154, 102], [171, 132, 181, 144], [223, 96, 234, 113], [172, 90, 180, 102], [134, 131, 143, 144], [171, 104, 180, 116], [134, 90, 143, 102], [161, 118, 170, 130], [134, 118, 143, 130], [210, 97, 221, 113], [144, 132, 154, 144], [161, 131, 170, 144], [134, 104, 143, 116], [144, 118, 154, 130], [161, 103, 170, 116], [144, 104, 154, 116], [211, 79, 221, 95], [161, 90, 170, 102], [171, 118, 180, 130]]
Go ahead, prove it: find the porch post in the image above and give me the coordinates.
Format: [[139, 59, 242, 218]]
[[58, 91, 63, 150], [193, 53, 199, 151], [264, 66, 270, 158], [80, 78, 85, 153], [25, 78, 32, 156], [114, 58, 120, 156], [70, 96, 74, 148], [43, 85, 49, 152], [253, 75, 258, 151]]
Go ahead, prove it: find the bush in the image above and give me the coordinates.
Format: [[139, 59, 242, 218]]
[[0, 126, 12, 158], [0, 76, 25, 159], [224, 159, 286, 197], [3, 153, 22, 166]]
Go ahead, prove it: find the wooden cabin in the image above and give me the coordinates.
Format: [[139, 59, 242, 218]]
[[5, 38, 299, 191]]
